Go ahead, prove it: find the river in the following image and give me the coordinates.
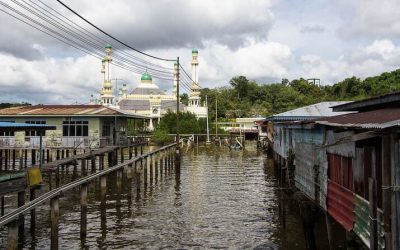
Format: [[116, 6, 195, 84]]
[[0, 143, 347, 249]]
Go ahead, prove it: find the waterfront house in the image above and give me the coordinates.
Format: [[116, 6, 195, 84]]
[[0, 105, 146, 148], [265, 101, 350, 161], [312, 93, 400, 249]]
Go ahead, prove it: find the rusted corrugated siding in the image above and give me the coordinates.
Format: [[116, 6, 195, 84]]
[[327, 180, 355, 231], [353, 195, 385, 249]]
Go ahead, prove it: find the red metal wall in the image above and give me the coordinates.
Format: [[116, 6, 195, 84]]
[[327, 180, 355, 231]]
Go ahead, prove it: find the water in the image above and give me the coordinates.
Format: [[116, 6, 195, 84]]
[[0, 144, 346, 249]]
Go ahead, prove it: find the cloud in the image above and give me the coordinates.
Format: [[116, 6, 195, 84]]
[[337, 0, 400, 39], [295, 39, 400, 84], [300, 25, 325, 34]]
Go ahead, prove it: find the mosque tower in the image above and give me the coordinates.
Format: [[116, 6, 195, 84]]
[[189, 49, 201, 107], [172, 62, 178, 99], [100, 44, 114, 105]]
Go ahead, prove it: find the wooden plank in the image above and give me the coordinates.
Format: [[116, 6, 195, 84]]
[[369, 178, 378, 250], [0, 177, 26, 196]]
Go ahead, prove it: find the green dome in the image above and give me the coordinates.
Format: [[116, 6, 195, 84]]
[[105, 44, 112, 49], [141, 72, 152, 81], [192, 48, 198, 54]]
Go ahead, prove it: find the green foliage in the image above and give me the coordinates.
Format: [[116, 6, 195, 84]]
[[180, 93, 189, 106], [156, 111, 208, 134], [152, 129, 172, 146], [0, 102, 31, 109], [199, 68, 400, 118]]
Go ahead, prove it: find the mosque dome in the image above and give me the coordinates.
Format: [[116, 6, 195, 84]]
[[105, 44, 112, 49], [192, 48, 198, 54], [141, 72, 152, 81]]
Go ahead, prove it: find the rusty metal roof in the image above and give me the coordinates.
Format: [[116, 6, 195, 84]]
[[266, 101, 352, 121], [332, 91, 400, 112], [316, 107, 400, 129], [0, 105, 146, 118]]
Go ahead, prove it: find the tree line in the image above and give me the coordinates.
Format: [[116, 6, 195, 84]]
[[196, 68, 400, 119]]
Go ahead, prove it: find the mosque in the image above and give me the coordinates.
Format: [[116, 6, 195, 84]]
[[96, 45, 208, 130]]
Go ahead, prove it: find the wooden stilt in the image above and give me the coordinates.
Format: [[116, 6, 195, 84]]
[[18, 191, 25, 240], [80, 183, 88, 237], [7, 220, 18, 250], [50, 197, 60, 250], [30, 188, 36, 234]]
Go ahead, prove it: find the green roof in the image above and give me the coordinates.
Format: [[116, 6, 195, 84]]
[[192, 48, 198, 53], [141, 72, 152, 81], [105, 44, 112, 49]]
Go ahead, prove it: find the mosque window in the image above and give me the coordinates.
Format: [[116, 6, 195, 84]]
[[63, 120, 89, 137], [25, 121, 46, 137]]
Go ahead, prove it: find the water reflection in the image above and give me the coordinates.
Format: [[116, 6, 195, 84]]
[[0, 144, 347, 249]]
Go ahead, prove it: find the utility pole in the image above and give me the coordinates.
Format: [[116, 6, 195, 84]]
[[206, 95, 210, 144], [215, 96, 218, 138], [175, 57, 181, 173]]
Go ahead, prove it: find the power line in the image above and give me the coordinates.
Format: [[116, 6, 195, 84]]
[[0, 1, 175, 80], [56, 0, 175, 62], [15, 0, 174, 77]]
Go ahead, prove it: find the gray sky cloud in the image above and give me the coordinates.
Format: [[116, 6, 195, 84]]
[[0, 0, 399, 104]]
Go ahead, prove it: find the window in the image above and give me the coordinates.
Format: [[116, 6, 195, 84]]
[[62, 120, 88, 137], [0, 121, 15, 136], [25, 121, 46, 137], [102, 122, 111, 137]]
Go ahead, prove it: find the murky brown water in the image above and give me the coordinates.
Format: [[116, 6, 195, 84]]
[[0, 144, 347, 249]]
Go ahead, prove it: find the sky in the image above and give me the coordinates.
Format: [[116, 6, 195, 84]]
[[0, 0, 399, 104]]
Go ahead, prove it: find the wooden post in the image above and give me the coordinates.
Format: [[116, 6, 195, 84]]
[[81, 159, 86, 176], [5, 149, 9, 170], [12, 149, 16, 170], [80, 183, 88, 237], [135, 161, 140, 193], [116, 170, 122, 207], [369, 178, 378, 250], [50, 196, 60, 250], [7, 220, 18, 250], [19, 150, 23, 170], [325, 212, 334, 250], [30, 188, 36, 234], [164, 151, 168, 175], [129, 146, 132, 160], [1, 196, 4, 216], [55, 168, 60, 188], [140, 144, 143, 155], [18, 190, 25, 240], [99, 155, 104, 170], [143, 158, 147, 189], [0, 149, 2, 170], [91, 156, 96, 172], [24, 149, 27, 168], [160, 153, 163, 177], [155, 155, 158, 182], [134, 146, 138, 157], [120, 147, 124, 163], [150, 155, 153, 184]]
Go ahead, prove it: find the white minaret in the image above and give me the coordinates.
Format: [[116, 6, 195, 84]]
[[100, 44, 114, 105], [173, 62, 178, 99], [189, 49, 201, 107]]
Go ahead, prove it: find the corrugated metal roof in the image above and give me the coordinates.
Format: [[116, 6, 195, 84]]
[[266, 102, 352, 121], [332, 91, 400, 112], [0, 105, 145, 118], [0, 122, 56, 131], [316, 107, 400, 129]]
